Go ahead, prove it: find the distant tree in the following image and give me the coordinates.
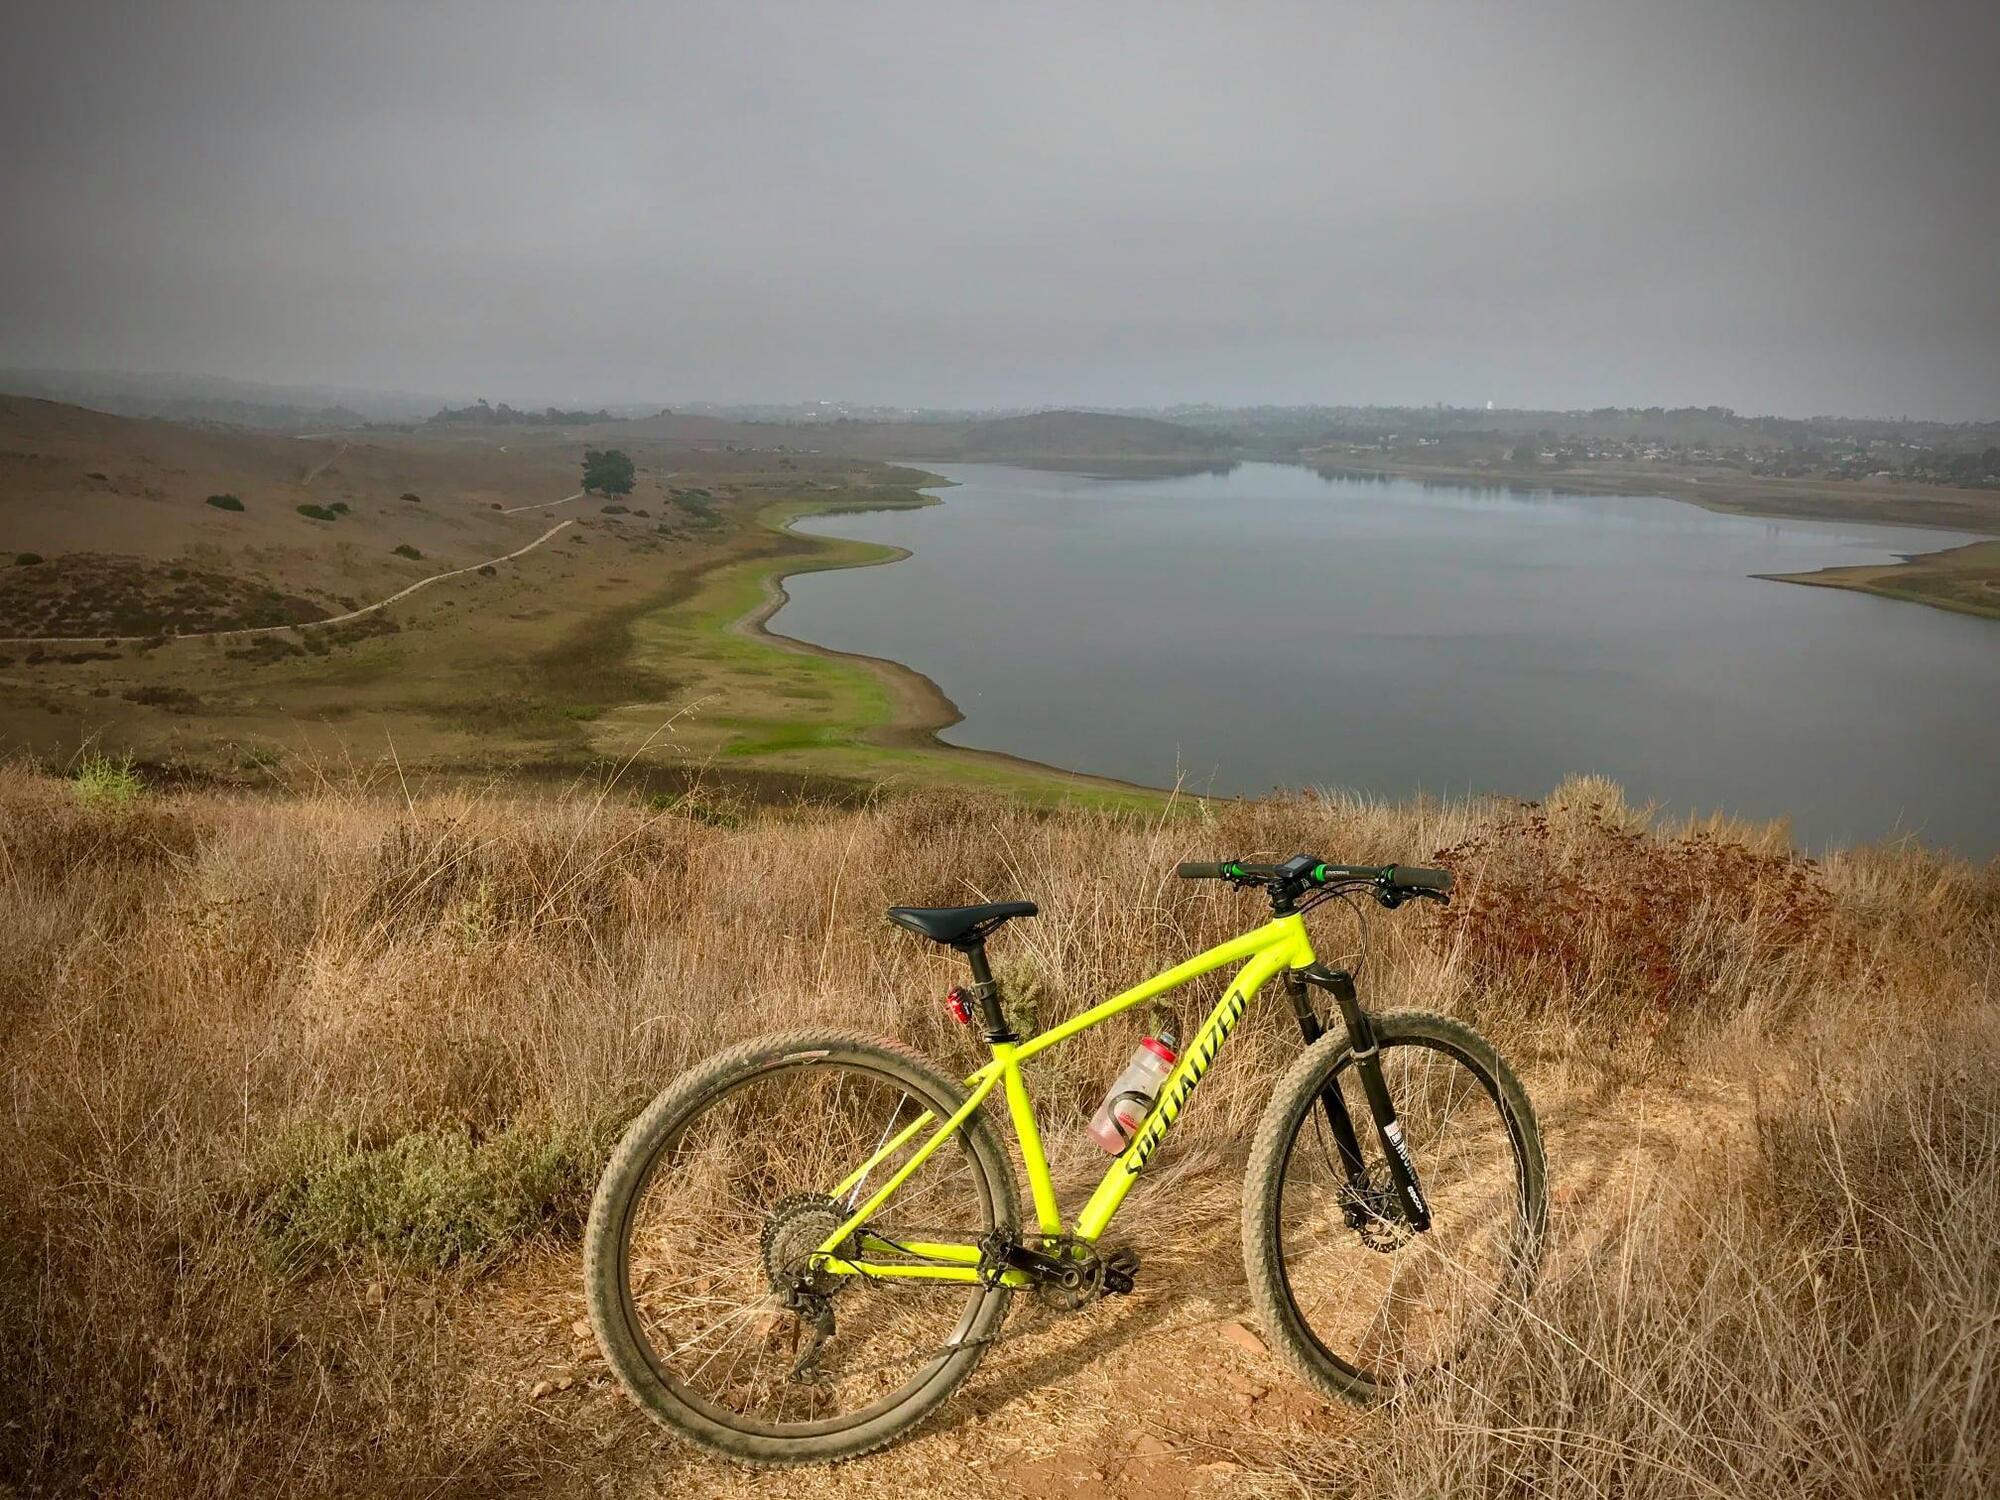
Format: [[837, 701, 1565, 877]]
[[400, 492, 422, 503], [583, 448, 636, 496], [393, 544, 422, 559], [206, 494, 245, 511], [1510, 442, 1538, 465]]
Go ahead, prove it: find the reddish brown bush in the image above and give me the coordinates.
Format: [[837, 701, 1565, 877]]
[[1430, 806, 1838, 1025]]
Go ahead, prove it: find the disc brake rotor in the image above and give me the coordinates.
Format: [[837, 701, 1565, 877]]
[[1343, 1171, 1416, 1254]]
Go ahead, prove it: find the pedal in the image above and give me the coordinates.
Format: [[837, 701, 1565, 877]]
[[1101, 1245, 1140, 1295]]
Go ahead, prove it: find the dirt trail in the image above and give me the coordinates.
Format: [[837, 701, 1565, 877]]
[[502, 490, 585, 514], [452, 1067, 1748, 1499], [0, 517, 576, 646], [300, 440, 348, 485]]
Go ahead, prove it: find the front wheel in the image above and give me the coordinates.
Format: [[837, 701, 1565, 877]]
[[1242, 1010, 1546, 1402]]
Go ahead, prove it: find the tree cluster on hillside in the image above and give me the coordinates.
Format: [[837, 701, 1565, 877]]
[[582, 448, 635, 496], [426, 399, 618, 427]]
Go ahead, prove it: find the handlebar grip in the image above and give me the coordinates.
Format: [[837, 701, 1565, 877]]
[[1176, 861, 1229, 880], [1388, 864, 1452, 894]]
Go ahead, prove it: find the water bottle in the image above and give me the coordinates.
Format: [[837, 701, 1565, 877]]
[[1087, 1031, 1178, 1153]]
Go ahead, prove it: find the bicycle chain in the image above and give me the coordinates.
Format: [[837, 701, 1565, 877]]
[[781, 1226, 1112, 1384]]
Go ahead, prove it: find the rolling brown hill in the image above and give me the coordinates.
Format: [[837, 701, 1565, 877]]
[[0, 396, 584, 636]]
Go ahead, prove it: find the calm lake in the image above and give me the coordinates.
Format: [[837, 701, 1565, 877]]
[[776, 463, 2000, 855]]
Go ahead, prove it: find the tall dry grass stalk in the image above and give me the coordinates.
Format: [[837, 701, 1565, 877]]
[[0, 762, 1992, 1494], [1301, 1007, 2000, 1499]]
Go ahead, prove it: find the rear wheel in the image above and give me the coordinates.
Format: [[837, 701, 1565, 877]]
[[1242, 1011, 1546, 1402], [584, 1030, 1018, 1464]]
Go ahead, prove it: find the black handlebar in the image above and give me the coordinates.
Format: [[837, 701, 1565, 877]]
[[1174, 861, 1231, 880], [1389, 864, 1451, 893], [1175, 857, 1451, 900]]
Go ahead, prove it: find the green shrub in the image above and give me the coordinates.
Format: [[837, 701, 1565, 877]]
[[253, 1119, 602, 1273], [205, 493, 245, 511], [582, 447, 635, 495], [393, 544, 422, 560], [296, 504, 337, 522], [70, 752, 143, 809], [14, 552, 44, 566], [400, 492, 421, 503], [646, 790, 745, 828], [328, 501, 350, 514]]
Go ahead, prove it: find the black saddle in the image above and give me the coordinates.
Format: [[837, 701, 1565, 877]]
[[886, 901, 1038, 946]]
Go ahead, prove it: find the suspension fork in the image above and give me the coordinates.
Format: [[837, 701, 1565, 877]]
[[1290, 965, 1432, 1234]]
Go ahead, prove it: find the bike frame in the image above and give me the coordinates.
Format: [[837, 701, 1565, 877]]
[[811, 912, 1320, 1284]]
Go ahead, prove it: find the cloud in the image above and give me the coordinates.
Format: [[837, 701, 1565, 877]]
[[2, 0, 1995, 417]]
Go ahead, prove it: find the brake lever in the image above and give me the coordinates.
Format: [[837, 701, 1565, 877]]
[[1377, 886, 1449, 909]]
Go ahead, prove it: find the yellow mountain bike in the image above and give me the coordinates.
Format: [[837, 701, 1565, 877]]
[[585, 855, 1546, 1464]]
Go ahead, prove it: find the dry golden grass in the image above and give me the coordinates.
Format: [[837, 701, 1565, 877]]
[[0, 763, 1994, 1496]]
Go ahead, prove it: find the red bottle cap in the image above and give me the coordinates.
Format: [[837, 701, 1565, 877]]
[[1141, 1035, 1177, 1064]]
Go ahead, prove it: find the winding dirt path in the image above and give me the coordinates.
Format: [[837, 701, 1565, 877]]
[[501, 490, 585, 514], [0, 517, 576, 646], [300, 441, 348, 485]]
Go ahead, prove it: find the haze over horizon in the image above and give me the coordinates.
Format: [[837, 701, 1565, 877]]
[[4, 1, 1998, 422]]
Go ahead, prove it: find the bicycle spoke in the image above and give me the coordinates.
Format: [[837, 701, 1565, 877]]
[[612, 1051, 1003, 1433], [1271, 1033, 1537, 1386]]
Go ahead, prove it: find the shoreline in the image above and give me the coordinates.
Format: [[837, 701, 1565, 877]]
[[1306, 455, 2000, 625], [1753, 538, 2000, 622], [642, 478, 1169, 804], [1303, 456, 2000, 538]]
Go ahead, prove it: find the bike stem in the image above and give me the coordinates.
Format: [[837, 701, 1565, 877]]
[[1292, 964, 1433, 1234]]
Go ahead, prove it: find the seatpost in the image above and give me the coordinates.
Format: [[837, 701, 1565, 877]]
[[953, 940, 1016, 1043]]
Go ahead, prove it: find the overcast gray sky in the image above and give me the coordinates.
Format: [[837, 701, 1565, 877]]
[[3, 1, 1997, 418]]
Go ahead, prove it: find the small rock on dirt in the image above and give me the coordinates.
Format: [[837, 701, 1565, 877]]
[[529, 1380, 554, 1402], [1217, 1320, 1267, 1356], [570, 1318, 592, 1339], [1133, 1434, 1173, 1458]]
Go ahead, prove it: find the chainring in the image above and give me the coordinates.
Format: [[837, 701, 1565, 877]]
[[1025, 1239, 1140, 1311]]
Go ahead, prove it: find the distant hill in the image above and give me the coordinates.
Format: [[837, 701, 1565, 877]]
[[612, 409, 1230, 462], [426, 399, 622, 428], [891, 410, 1234, 460], [0, 369, 459, 430]]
